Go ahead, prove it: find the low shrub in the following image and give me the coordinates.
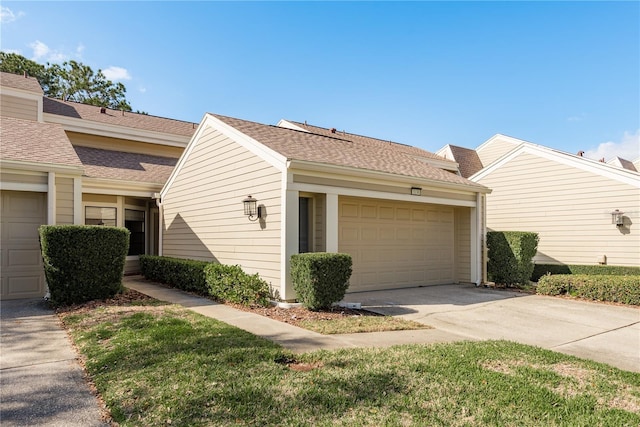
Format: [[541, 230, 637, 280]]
[[290, 253, 352, 310], [536, 274, 640, 305], [39, 225, 129, 306], [139, 255, 209, 294], [204, 263, 270, 306], [487, 231, 539, 286], [531, 264, 640, 282]]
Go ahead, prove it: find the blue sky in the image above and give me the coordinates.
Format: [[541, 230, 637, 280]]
[[2, 1, 639, 161]]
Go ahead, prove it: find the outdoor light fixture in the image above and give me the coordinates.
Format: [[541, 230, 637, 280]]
[[243, 195, 262, 221], [411, 187, 422, 196], [611, 209, 624, 227]]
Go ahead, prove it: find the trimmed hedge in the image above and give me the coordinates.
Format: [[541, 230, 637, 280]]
[[39, 225, 129, 306], [487, 231, 539, 286], [290, 252, 352, 310], [536, 274, 640, 305], [204, 264, 271, 307], [139, 255, 209, 294], [531, 264, 640, 282]]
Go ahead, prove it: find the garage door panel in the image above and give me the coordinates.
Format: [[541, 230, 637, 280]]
[[339, 196, 455, 292], [1, 191, 46, 300], [8, 248, 42, 267]]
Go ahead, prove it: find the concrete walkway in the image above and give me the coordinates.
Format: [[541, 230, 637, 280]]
[[0, 298, 108, 426], [124, 276, 640, 372], [123, 277, 464, 353]]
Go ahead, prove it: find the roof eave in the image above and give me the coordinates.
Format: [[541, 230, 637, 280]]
[[287, 159, 491, 194]]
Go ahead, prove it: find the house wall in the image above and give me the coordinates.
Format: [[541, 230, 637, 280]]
[[477, 151, 640, 267], [162, 125, 283, 288], [476, 138, 518, 168], [0, 94, 38, 121], [1, 171, 47, 186], [454, 207, 472, 282], [67, 132, 185, 158], [55, 176, 75, 224]]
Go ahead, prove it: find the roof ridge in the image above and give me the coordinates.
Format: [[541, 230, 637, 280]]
[[290, 120, 414, 148]]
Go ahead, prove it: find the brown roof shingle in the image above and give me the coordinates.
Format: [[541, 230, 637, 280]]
[[0, 71, 44, 94], [286, 120, 452, 163], [0, 116, 82, 168], [73, 145, 178, 184], [447, 145, 484, 178], [43, 97, 198, 137], [212, 114, 481, 188]]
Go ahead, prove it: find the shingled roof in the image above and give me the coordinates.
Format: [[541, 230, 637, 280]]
[[447, 145, 484, 178], [43, 97, 198, 137], [0, 116, 82, 168], [73, 146, 178, 184], [211, 114, 483, 188], [284, 120, 452, 164], [0, 72, 44, 94]]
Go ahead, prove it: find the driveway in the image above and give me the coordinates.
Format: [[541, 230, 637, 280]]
[[342, 284, 640, 373]]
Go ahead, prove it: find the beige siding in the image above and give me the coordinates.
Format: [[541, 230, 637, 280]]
[[162, 125, 283, 288], [455, 207, 471, 282], [476, 138, 518, 167], [1, 172, 47, 185], [478, 151, 640, 267], [0, 95, 38, 121], [55, 176, 74, 224], [339, 196, 455, 292], [83, 194, 118, 204], [67, 132, 185, 158]]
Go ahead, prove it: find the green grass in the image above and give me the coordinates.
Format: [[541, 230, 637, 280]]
[[61, 301, 640, 427], [299, 315, 430, 334]]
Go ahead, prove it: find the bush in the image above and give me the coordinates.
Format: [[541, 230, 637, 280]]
[[204, 264, 270, 306], [139, 255, 209, 294], [290, 253, 352, 310], [487, 231, 539, 286], [537, 274, 640, 305], [531, 264, 640, 282], [39, 225, 129, 306]]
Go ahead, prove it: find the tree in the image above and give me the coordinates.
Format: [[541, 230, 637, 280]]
[[0, 52, 132, 111]]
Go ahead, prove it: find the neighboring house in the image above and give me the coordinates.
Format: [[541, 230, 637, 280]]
[[0, 71, 197, 299], [438, 134, 640, 268], [160, 115, 491, 301]]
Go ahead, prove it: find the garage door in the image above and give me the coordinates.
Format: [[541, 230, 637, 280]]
[[339, 196, 454, 292], [1, 191, 47, 299]]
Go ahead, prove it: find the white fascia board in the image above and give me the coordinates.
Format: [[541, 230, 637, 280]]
[[289, 181, 477, 207], [276, 119, 309, 132], [0, 86, 43, 101], [82, 177, 162, 197], [0, 159, 84, 175], [43, 113, 192, 147], [471, 144, 640, 187], [161, 113, 288, 198], [287, 159, 491, 194]]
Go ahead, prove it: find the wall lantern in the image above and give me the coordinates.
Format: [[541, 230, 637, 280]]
[[611, 209, 624, 227], [243, 195, 263, 221], [410, 187, 422, 196]]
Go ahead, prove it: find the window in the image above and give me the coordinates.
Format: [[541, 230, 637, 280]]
[[125, 209, 145, 256], [299, 197, 312, 253], [85, 206, 116, 226]]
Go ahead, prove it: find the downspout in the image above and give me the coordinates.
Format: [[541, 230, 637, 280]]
[[476, 192, 483, 286], [154, 193, 163, 256]]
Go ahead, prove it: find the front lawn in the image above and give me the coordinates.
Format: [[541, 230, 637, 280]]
[[60, 297, 640, 426]]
